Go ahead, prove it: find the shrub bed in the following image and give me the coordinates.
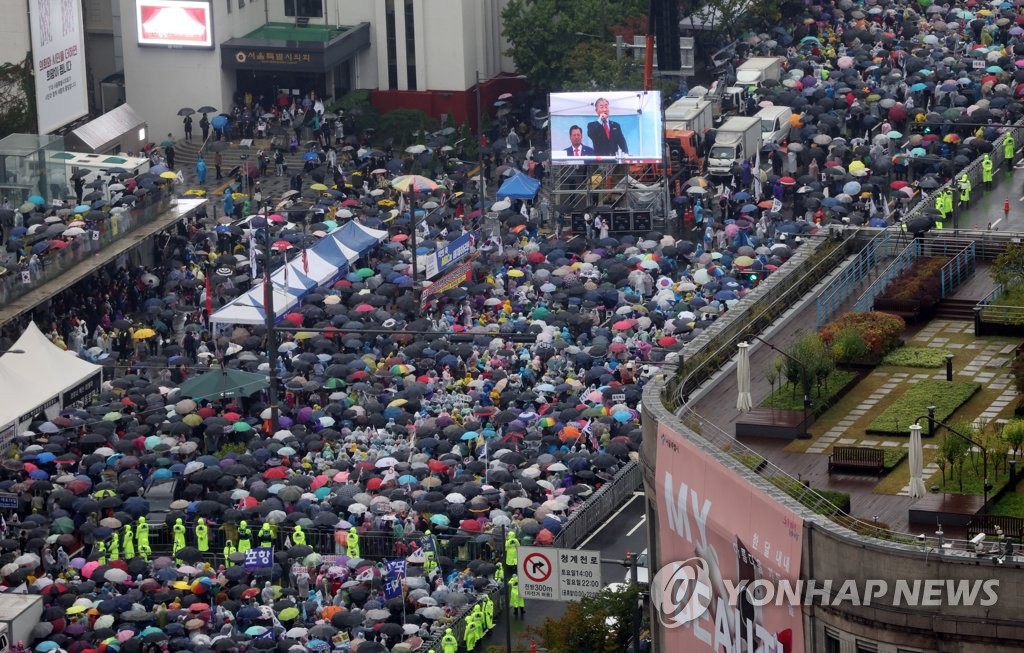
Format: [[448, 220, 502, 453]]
[[883, 449, 907, 470], [876, 257, 950, 308], [866, 380, 982, 435], [881, 347, 951, 368], [819, 312, 905, 364], [760, 370, 857, 412]]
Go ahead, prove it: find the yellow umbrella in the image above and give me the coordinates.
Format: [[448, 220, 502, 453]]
[[310, 183, 328, 191], [159, 171, 178, 180], [132, 328, 156, 340], [507, 269, 525, 278], [391, 175, 438, 193], [66, 605, 87, 615], [388, 398, 408, 408], [294, 331, 317, 340], [734, 255, 755, 267], [183, 414, 202, 426]]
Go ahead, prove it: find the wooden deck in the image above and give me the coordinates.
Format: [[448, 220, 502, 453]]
[[735, 408, 808, 439], [908, 493, 987, 528]]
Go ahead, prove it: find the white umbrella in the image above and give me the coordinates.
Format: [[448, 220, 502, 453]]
[[736, 342, 753, 413], [908, 424, 927, 499]]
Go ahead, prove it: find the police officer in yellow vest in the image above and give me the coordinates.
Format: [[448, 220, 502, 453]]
[[504, 530, 519, 568], [108, 529, 120, 561], [196, 518, 210, 552], [958, 174, 971, 210], [292, 525, 306, 546], [982, 154, 994, 191], [1005, 133, 1016, 170], [464, 604, 483, 650], [237, 521, 253, 553], [346, 528, 360, 558], [934, 191, 946, 221], [493, 560, 504, 583], [172, 518, 186, 558], [509, 574, 525, 617], [95, 537, 107, 564], [483, 594, 495, 631], [122, 523, 135, 560], [258, 522, 274, 549], [223, 538, 237, 566], [441, 628, 458, 653], [422, 531, 437, 575], [136, 517, 150, 560]]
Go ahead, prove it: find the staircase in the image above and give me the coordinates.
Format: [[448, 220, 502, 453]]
[[933, 298, 979, 321], [171, 137, 321, 190]]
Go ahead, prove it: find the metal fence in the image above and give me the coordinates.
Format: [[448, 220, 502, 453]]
[[815, 229, 894, 327], [552, 460, 642, 549], [852, 237, 921, 313], [939, 240, 977, 297]]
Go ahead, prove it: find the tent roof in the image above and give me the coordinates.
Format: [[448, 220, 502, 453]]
[[496, 171, 541, 200], [176, 368, 269, 400], [0, 323, 102, 429], [211, 222, 386, 326]]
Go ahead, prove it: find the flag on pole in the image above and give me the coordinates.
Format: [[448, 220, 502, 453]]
[[249, 232, 258, 280], [283, 255, 289, 288], [583, 420, 599, 450], [302, 248, 309, 275], [383, 559, 407, 600], [204, 272, 212, 318], [520, 202, 529, 219], [752, 151, 763, 199]]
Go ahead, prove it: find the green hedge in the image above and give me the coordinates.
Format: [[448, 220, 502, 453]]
[[883, 449, 907, 470], [820, 312, 905, 363], [760, 370, 856, 411], [866, 380, 981, 435], [881, 347, 951, 368]]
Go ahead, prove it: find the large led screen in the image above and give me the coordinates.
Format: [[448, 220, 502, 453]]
[[549, 90, 663, 165], [137, 0, 214, 49]]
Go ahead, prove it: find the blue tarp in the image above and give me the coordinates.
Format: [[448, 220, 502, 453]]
[[496, 171, 541, 200], [338, 221, 388, 255]]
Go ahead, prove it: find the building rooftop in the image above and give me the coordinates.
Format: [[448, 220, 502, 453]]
[[242, 22, 350, 43]]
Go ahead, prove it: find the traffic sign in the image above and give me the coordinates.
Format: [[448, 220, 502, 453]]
[[517, 546, 602, 601]]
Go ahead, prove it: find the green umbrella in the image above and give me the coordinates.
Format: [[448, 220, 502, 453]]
[[176, 368, 269, 400], [356, 267, 375, 278], [278, 607, 299, 622], [103, 412, 122, 421], [51, 517, 75, 534], [234, 421, 253, 432], [531, 306, 550, 319], [324, 378, 345, 389]]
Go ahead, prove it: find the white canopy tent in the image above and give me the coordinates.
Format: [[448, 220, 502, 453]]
[[0, 322, 103, 439]]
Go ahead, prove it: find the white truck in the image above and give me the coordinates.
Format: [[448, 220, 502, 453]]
[[665, 97, 713, 134], [0, 594, 43, 651], [735, 56, 784, 88], [707, 116, 762, 176]]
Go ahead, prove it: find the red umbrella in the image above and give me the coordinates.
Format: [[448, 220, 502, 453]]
[[460, 519, 483, 533], [658, 336, 678, 347], [354, 304, 375, 313], [612, 319, 636, 330], [779, 176, 796, 185], [272, 240, 292, 250], [889, 180, 908, 189], [268, 214, 287, 223], [198, 407, 217, 418], [757, 200, 774, 209], [263, 466, 288, 480], [223, 412, 241, 421], [391, 234, 408, 242], [527, 251, 545, 264], [50, 240, 67, 249], [428, 459, 449, 473], [283, 313, 304, 326], [341, 199, 360, 206]]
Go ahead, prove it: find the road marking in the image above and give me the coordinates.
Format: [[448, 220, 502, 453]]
[[627, 516, 647, 537], [1017, 195, 1024, 202], [991, 219, 1002, 229], [577, 494, 640, 550], [632, 491, 646, 497]]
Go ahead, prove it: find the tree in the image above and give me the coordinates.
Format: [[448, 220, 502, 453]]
[[0, 54, 34, 139], [562, 42, 644, 92], [502, 0, 647, 91], [1003, 419, 1024, 460], [939, 430, 970, 493], [526, 584, 643, 653], [784, 331, 833, 401], [991, 243, 1024, 288]]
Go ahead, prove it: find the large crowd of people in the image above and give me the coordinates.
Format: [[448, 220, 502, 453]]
[[1, 0, 1023, 651]]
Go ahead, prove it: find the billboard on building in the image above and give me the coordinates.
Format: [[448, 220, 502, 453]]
[[655, 423, 804, 653], [28, 0, 89, 134], [549, 90, 663, 165], [137, 0, 214, 49]]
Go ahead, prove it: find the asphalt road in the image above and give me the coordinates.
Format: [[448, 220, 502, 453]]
[[953, 157, 1024, 232], [479, 491, 649, 652]]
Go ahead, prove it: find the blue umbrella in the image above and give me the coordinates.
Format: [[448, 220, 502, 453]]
[[740, 204, 758, 213], [31, 240, 49, 255], [461, 431, 479, 441], [74, 204, 91, 213], [398, 475, 418, 485], [28, 195, 44, 205], [869, 217, 888, 228], [910, 82, 927, 92], [303, 151, 320, 162], [733, 191, 751, 201], [211, 115, 229, 129]]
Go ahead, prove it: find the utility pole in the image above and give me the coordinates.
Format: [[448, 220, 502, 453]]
[[262, 220, 279, 433], [476, 70, 487, 205]]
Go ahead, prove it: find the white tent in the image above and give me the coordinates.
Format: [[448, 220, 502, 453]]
[[0, 322, 103, 438]]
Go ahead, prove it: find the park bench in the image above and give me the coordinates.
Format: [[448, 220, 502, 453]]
[[827, 446, 885, 475], [967, 515, 1024, 542]]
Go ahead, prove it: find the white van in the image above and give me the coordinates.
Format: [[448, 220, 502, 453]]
[[755, 106, 793, 146]]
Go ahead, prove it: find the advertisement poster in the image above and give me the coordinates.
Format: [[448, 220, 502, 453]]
[[656, 423, 804, 653], [549, 90, 663, 165], [29, 0, 88, 134], [137, 0, 213, 48]]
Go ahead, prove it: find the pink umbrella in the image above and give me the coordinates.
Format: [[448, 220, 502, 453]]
[[725, 223, 740, 237], [354, 304, 375, 313], [837, 56, 854, 69], [81, 560, 101, 579]]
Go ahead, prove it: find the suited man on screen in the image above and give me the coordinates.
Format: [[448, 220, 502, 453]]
[[587, 97, 629, 156], [564, 125, 595, 157]]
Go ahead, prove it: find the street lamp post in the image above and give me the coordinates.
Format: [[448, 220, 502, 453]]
[[262, 223, 280, 433]]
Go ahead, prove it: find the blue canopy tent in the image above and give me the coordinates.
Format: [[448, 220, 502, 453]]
[[496, 171, 541, 200], [337, 221, 388, 255]]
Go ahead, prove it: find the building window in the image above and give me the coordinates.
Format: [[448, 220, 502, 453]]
[[855, 642, 877, 653], [284, 0, 323, 18], [238, 0, 245, 8], [404, 0, 416, 90], [226, 0, 232, 13], [384, 0, 398, 90], [824, 630, 841, 653]]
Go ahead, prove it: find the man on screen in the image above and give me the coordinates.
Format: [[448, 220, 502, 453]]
[[587, 97, 629, 156], [565, 125, 595, 157]]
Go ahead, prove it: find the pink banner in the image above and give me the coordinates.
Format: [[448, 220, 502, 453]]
[[655, 423, 804, 653]]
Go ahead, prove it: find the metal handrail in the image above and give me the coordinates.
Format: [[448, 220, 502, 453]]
[[815, 229, 892, 327], [852, 237, 921, 313], [939, 241, 976, 298]]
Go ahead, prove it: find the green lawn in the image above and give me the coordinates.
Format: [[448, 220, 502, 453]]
[[989, 490, 1024, 517], [881, 347, 950, 368], [761, 370, 857, 412], [866, 380, 981, 435], [931, 456, 1011, 496]]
